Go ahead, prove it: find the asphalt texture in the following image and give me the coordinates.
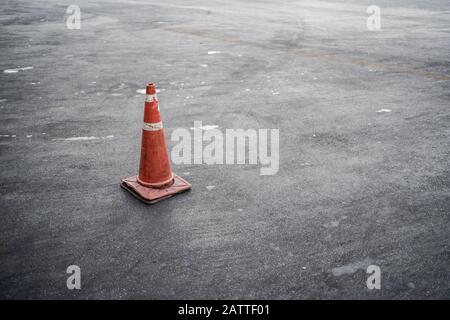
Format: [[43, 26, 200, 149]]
[[0, 0, 449, 299]]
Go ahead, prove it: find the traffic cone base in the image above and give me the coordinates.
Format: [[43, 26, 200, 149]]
[[121, 174, 191, 204]]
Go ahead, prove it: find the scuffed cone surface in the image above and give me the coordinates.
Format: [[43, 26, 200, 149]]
[[121, 174, 191, 204]]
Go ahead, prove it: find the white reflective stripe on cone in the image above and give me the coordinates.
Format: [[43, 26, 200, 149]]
[[143, 121, 163, 131], [146, 94, 157, 102]]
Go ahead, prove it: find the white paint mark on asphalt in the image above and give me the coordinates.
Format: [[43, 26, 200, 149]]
[[52, 135, 114, 141], [0, 135, 10, 137], [376, 108, 392, 113], [237, 208, 243, 212], [3, 66, 33, 73], [190, 125, 219, 131], [183, 172, 190, 175], [324, 216, 347, 228], [206, 186, 215, 191], [207, 51, 221, 55], [0, 99, 7, 103], [300, 162, 311, 166], [332, 257, 372, 276], [326, 221, 340, 228], [200, 64, 208, 67], [272, 91, 279, 95], [26, 135, 32, 138]]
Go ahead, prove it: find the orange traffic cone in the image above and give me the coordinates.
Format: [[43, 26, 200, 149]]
[[121, 83, 191, 204]]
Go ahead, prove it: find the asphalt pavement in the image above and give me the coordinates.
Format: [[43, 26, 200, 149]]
[[0, 0, 449, 299]]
